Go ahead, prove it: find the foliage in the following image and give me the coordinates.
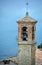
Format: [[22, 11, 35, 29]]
[[38, 43, 42, 49]]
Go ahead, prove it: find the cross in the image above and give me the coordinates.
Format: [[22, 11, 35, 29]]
[[26, 0, 28, 12]]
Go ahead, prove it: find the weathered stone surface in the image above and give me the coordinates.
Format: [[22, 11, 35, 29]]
[[18, 45, 31, 65], [18, 43, 36, 65]]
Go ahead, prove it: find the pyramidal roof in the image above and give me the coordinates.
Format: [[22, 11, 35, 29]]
[[17, 12, 37, 23]]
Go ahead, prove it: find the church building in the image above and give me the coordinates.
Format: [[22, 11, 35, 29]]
[[17, 2, 37, 65]]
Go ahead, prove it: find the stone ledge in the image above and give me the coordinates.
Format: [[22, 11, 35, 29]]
[[18, 41, 36, 45]]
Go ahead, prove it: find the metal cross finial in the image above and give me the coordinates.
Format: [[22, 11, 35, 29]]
[[26, 0, 28, 16], [26, 1, 28, 11]]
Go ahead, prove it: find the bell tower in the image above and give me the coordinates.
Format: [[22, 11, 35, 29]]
[[17, 1, 37, 65]]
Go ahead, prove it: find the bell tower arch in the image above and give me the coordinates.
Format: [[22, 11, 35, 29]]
[[22, 27, 28, 41]]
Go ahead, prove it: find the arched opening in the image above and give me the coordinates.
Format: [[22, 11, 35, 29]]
[[32, 26, 34, 40], [22, 27, 28, 41]]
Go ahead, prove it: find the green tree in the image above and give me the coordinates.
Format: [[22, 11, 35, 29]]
[[38, 43, 42, 49]]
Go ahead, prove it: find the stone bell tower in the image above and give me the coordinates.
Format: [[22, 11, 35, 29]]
[[17, 2, 37, 65]]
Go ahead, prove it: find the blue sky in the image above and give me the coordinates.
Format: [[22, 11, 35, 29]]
[[0, 0, 42, 59]]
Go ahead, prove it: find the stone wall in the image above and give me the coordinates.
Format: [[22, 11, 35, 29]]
[[18, 43, 36, 65]]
